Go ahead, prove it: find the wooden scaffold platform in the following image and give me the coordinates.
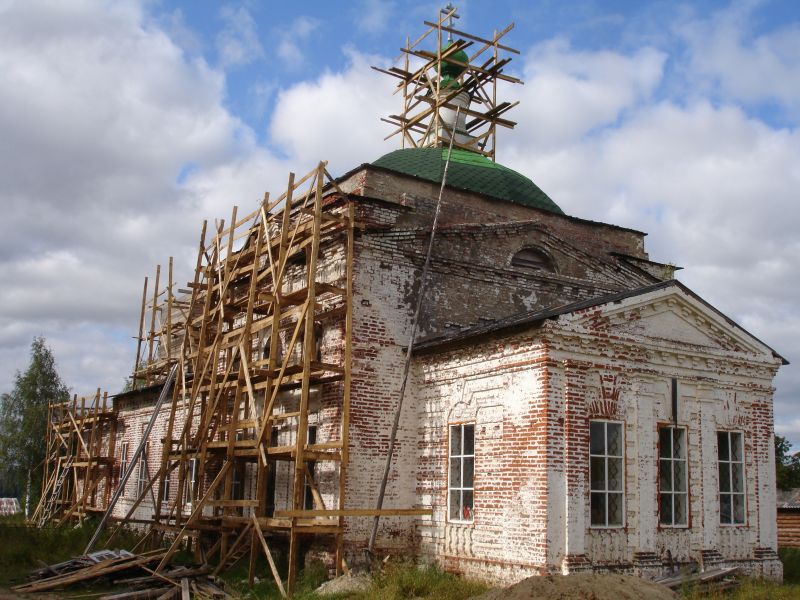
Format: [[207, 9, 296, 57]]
[[119, 161, 357, 596], [33, 390, 118, 526], [373, 4, 521, 160]]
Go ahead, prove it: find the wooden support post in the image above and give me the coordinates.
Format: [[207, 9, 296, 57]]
[[252, 514, 287, 599], [148, 265, 161, 370]]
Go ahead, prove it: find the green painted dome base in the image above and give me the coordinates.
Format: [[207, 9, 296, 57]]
[[371, 147, 564, 215]]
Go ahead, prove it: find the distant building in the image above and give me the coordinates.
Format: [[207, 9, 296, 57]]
[[777, 489, 800, 548], [0, 498, 21, 516]]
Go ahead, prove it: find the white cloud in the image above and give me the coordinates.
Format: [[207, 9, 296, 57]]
[[503, 39, 667, 149], [269, 48, 397, 173], [679, 2, 800, 114], [215, 3, 265, 68], [276, 16, 320, 69], [354, 0, 395, 34], [0, 0, 268, 395]]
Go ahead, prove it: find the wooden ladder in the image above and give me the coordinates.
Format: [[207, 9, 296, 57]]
[[38, 456, 73, 526]]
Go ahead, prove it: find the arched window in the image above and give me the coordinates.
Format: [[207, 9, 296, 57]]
[[511, 247, 555, 272]]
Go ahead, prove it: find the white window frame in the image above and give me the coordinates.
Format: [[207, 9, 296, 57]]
[[137, 442, 150, 498], [718, 430, 746, 526], [184, 458, 198, 512], [231, 465, 242, 501], [589, 420, 625, 528], [304, 425, 318, 510], [119, 441, 129, 495], [658, 426, 689, 527], [448, 423, 475, 523], [162, 466, 171, 503]]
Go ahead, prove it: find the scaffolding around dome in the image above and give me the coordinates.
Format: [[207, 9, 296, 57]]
[[373, 4, 522, 161]]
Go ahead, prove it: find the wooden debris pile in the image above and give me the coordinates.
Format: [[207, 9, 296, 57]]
[[656, 566, 740, 594], [12, 549, 231, 599]]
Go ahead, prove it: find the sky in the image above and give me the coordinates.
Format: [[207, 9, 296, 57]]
[[1, 0, 799, 445]]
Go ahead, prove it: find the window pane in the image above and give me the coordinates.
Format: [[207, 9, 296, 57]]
[[659, 428, 672, 458], [607, 458, 623, 491], [463, 425, 474, 456], [590, 422, 605, 455], [463, 490, 474, 520], [674, 494, 687, 526], [608, 493, 623, 526], [719, 462, 731, 492], [449, 490, 460, 520], [718, 431, 729, 461], [449, 458, 461, 488], [607, 424, 622, 456], [591, 492, 606, 526], [731, 463, 744, 493], [674, 461, 687, 492], [720, 494, 732, 524], [463, 457, 474, 488], [590, 457, 606, 491], [673, 429, 685, 459], [450, 426, 462, 456], [659, 460, 673, 492], [659, 494, 673, 525], [733, 494, 745, 524], [730, 432, 743, 462]]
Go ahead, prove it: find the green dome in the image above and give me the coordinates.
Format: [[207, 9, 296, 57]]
[[441, 41, 469, 80], [371, 148, 564, 214]]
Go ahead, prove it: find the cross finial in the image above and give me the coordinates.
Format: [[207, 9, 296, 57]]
[[442, 3, 457, 41]]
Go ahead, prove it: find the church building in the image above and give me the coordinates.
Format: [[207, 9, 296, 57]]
[[39, 6, 785, 591]]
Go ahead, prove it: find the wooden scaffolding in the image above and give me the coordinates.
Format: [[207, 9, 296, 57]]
[[132, 255, 184, 389], [32, 390, 117, 526], [374, 4, 522, 160], [122, 161, 355, 595]]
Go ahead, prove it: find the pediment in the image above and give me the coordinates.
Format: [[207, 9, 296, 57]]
[[567, 285, 778, 360]]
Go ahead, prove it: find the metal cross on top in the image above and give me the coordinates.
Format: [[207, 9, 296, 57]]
[[372, 4, 523, 161], [444, 3, 456, 40]]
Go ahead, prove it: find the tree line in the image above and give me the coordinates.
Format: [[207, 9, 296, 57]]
[[0, 338, 69, 507]]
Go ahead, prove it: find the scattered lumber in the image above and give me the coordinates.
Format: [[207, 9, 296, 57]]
[[13, 549, 231, 599], [655, 566, 739, 592], [28, 549, 136, 580]]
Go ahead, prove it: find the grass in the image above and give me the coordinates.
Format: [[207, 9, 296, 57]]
[[219, 559, 491, 600], [342, 562, 491, 600], [780, 547, 800, 584], [2, 517, 798, 600], [680, 578, 800, 599], [0, 514, 146, 587]]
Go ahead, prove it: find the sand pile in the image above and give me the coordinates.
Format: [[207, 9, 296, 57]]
[[470, 572, 678, 600]]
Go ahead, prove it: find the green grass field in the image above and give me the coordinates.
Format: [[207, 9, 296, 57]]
[[1, 515, 799, 599]]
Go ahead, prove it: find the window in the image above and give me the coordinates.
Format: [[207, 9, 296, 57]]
[[659, 427, 688, 526], [162, 467, 171, 503], [448, 424, 474, 522], [184, 458, 198, 507], [718, 431, 745, 525], [137, 442, 150, 498], [511, 247, 555, 272], [590, 421, 624, 527], [304, 426, 318, 510], [119, 442, 129, 494], [231, 465, 243, 500]]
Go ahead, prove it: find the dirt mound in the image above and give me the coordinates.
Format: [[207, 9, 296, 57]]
[[315, 573, 371, 596], [470, 572, 679, 600]]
